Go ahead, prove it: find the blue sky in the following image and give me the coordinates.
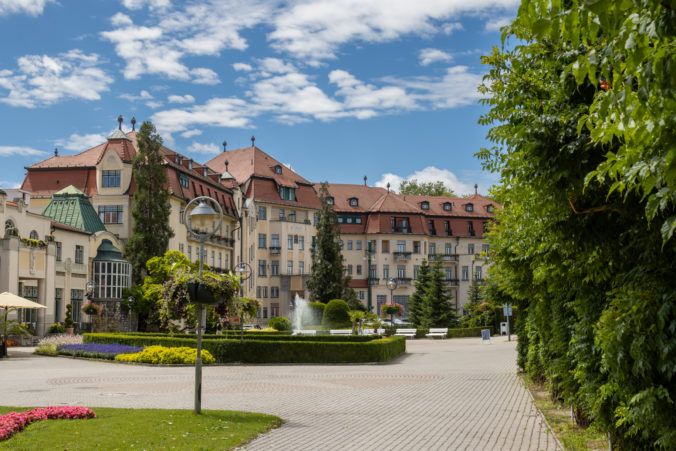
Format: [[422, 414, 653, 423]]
[[0, 0, 518, 195]]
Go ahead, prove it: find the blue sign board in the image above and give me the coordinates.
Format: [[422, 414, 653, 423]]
[[481, 329, 491, 342]]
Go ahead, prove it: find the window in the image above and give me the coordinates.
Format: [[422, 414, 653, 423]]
[[468, 221, 475, 236], [475, 266, 482, 279], [338, 217, 344, 224], [397, 240, 406, 252], [466, 203, 474, 212], [413, 241, 420, 254], [279, 209, 285, 220], [271, 303, 280, 317], [93, 260, 132, 299], [178, 243, 184, 254], [421, 201, 429, 210], [429, 220, 436, 234], [294, 234, 299, 244], [211, 250, 215, 267], [429, 243, 436, 255], [347, 240, 353, 250], [262, 287, 268, 298], [299, 236, 304, 250], [445, 221, 451, 236], [314, 213, 319, 225], [414, 265, 420, 279], [179, 175, 189, 189], [187, 245, 192, 261], [271, 287, 279, 298], [218, 252, 222, 268], [462, 266, 469, 281], [258, 206, 267, 220], [383, 265, 389, 280], [75, 245, 84, 264], [487, 204, 494, 213], [468, 244, 475, 254], [356, 240, 362, 250], [99, 205, 123, 224], [327, 197, 334, 205], [271, 260, 279, 276], [356, 265, 362, 275], [263, 307, 268, 318], [274, 165, 282, 174], [347, 265, 353, 275], [102, 170, 121, 187], [369, 265, 377, 279], [258, 260, 267, 276], [445, 243, 452, 255], [256, 286, 261, 298], [287, 261, 293, 275], [54, 288, 62, 322], [29, 230, 38, 240], [349, 197, 358, 207], [445, 267, 452, 280], [482, 244, 490, 253], [359, 291, 365, 300], [258, 233, 267, 248], [287, 235, 293, 250], [56, 242, 62, 261], [278, 186, 297, 201], [299, 261, 304, 274], [339, 240, 344, 249], [5, 219, 15, 230], [382, 240, 390, 253], [443, 202, 452, 211], [271, 234, 280, 248], [397, 265, 406, 278], [71, 289, 83, 323]]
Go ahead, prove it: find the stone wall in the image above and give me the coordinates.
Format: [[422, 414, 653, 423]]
[[90, 299, 137, 333]]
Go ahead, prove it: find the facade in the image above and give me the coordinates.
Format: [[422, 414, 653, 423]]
[[322, 184, 497, 315]]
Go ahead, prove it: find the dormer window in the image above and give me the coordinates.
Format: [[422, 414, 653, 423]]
[[279, 186, 296, 201], [465, 203, 474, 212], [177, 156, 183, 165], [327, 197, 335, 205], [188, 159, 193, 170], [487, 204, 494, 213], [203, 167, 208, 177], [274, 165, 282, 174], [443, 202, 452, 211], [421, 201, 429, 210], [349, 197, 358, 207]]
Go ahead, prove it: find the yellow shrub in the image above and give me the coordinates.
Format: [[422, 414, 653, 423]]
[[115, 346, 215, 364]]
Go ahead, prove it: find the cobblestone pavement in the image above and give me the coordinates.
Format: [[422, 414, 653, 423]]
[[1, 336, 560, 450]]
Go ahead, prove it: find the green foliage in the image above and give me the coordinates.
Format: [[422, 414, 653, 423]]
[[267, 316, 292, 331], [408, 260, 433, 327], [115, 345, 215, 364], [304, 302, 325, 325], [85, 333, 406, 363], [408, 258, 457, 328], [322, 299, 351, 329], [1, 313, 32, 340], [63, 304, 74, 329], [124, 121, 174, 285], [479, 1, 676, 448], [48, 323, 65, 334], [399, 179, 456, 197], [307, 182, 354, 302], [446, 327, 485, 338]]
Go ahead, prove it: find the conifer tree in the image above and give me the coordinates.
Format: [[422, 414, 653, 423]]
[[408, 260, 432, 327], [307, 182, 354, 303], [424, 258, 457, 327], [124, 121, 174, 285]]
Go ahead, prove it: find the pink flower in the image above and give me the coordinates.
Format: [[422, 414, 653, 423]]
[[0, 407, 96, 442]]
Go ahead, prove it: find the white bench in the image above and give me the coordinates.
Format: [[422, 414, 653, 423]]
[[426, 328, 448, 339], [293, 329, 317, 335], [330, 329, 353, 336], [394, 328, 417, 339]]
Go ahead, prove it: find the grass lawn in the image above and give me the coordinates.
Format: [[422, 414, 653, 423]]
[[519, 375, 607, 451], [0, 406, 282, 450]]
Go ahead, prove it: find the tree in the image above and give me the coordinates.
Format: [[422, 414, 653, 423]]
[[424, 258, 457, 327], [124, 121, 174, 285], [408, 260, 432, 327], [399, 180, 455, 197], [307, 182, 355, 303]]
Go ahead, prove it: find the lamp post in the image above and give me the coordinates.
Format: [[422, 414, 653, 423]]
[[386, 277, 397, 324], [85, 281, 95, 332], [234, 262, 252, 341], [184, 196, 223, 415]]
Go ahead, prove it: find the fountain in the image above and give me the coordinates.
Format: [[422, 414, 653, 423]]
[[290, 294, 317, 334]]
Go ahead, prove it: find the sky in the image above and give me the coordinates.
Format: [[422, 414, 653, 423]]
[[0, 0, 518, 196]]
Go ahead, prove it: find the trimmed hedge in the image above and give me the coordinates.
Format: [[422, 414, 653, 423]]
[[113, 332, 376, 342], [446, 327, 485, 338], [83, 333, 405, 363]]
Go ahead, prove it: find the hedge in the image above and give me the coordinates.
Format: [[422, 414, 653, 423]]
[[446, 327, 485, 338], [83, 333, 406, 363], [114, 332, 374, 342]]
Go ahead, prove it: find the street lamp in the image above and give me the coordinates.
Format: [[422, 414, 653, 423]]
[[85, 281, 96, 332], [386, 277, 398, 324], [184, 196, 223, 415], [234, 262, 252, 341]]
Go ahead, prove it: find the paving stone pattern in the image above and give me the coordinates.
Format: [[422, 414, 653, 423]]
[[1, 336, 560, 450]]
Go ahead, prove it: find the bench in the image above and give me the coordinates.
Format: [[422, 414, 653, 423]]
[[426, 328, 448, 339], [330, 329, 353, 336], [394, 328, 417, 339], [293, 329, 317, 335]]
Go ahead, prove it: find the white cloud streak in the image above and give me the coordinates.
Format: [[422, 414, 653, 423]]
[[168, 94, 195, 104], [55, 133, 108, 151], [188, 142, 220, 154], [419, 48, 453, 66], [0, 0, 53, 16], [0, 146, 48, 157], [375, 166, 480, 196]]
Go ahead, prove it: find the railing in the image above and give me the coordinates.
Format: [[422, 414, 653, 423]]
[[439, 253, 459, 262], [272, 216, 312, 225], [391, 226, 411, 233], [396, 277, 412, 286], [442, 278, 460, 286], [393, 251, 412, 260], [368, 278, 379, 285], [269, 246, 281, 255]]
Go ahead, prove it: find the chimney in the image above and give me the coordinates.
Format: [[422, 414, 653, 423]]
[[54, 148, 58, 157]]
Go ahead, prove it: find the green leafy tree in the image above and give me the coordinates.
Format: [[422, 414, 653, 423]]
[[424, 259, 457, 327], [408, 260, 433, 327], [399, 180, 456, 197], [124, 121, 174, 285], [307, 182, 355, 303]]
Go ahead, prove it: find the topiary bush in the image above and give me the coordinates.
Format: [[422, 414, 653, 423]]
[[267, 316, 292, 331], [322, 299, 351, 329]]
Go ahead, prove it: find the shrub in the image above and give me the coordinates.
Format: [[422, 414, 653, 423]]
[[115, 345, 215, 364], [48, 323, 65, 334], [64, 304, 74, 328], [446, 327, 484, 338], [37, 334, 83, 347], [322, 299, 351, 329], [267, 316, 292, 331]]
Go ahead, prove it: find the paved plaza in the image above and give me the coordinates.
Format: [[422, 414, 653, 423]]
[[1, 337, 560, 450]]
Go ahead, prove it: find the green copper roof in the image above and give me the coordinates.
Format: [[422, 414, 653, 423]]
[[41, 185, 106, 233], [94, 239, 126, 262]]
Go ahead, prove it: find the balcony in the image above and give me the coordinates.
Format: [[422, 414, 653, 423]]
[[273, 216, 312, 225], [442, 278, 460, 287], [393, 251, 412, 261], [368, 278, 379, 285], [396, 277, 412, 286], [269, 246, 281, 255], [391, 226, 411, 234], [439, 253, 459, 263]]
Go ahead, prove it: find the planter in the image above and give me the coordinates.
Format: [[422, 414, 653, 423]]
[[186, 282, 219, 305], [65, 328, 74, 335]]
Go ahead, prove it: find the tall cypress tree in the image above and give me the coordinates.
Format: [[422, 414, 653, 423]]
[[307, 182, 354, 303], [124, 121, 174, 285], [408, 260, 432, 327], [424, 258, 457, 327]]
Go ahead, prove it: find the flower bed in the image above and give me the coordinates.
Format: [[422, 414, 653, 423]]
[[115, 346, 215, 364], [57, 343, 142, 360], [0, 406, 96, 441]]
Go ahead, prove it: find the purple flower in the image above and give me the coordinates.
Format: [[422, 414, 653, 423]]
[[58, 343, 142, 359]]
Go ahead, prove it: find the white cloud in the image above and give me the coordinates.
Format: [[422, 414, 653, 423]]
[[442, 22, 463, 34], [55, 133, 107, 151], [168, 94, 195, 104], [375, 166, 478, 196], [180, 129, 202, 138], [0, 180, 22, 189], [0, 146, 48, 157], [258, 57, 296, 75], [120, 90, 153, 101], [190, 67, 220, 85], [419, 48, 453, 66], [484, 16, 511, 32], [233, 62, 253, 72], [0, 50, 113, 108], [0, 0, 53, 16], [329, 69, 414, 114], [269, 0, 519, 63], [122, 0, 171, 10], [146, 100, 164, 108], [188, 142, 220, 155]]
